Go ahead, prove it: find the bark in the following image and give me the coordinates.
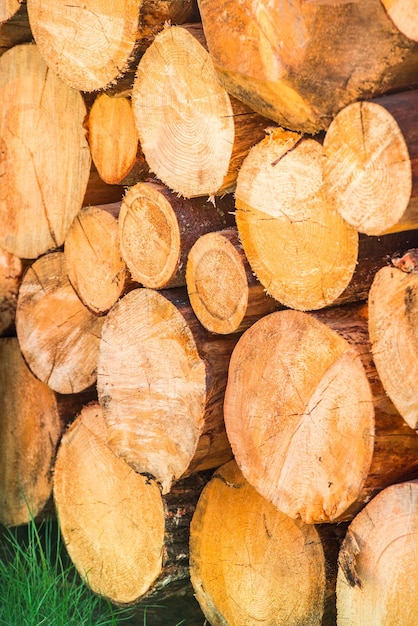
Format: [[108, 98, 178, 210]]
[[53, 402, 211, 605], [0, 0, 22, 21], [0, 1, 32, 55], [198, 0, 418, 134], [223, 303, 418, 524], [323, 90, 418, 236], [132, 23, 270, 198], [380, 0, 418, 41], [64, 203, 131, 315], [0, 247, 23, 336], [0, 43, 91, 259], [190, 460, 339, 626], [0, 337, 93, 527], [83, 163, 125, 207], [336, 480, 418, 625], [186, 227, 280, 334], [87, 93, 149, 186], [368, 255, 418, 430], [15, 251, 105, 394], [118, 181, 235, 289], [235, 128, 359, 311], [97, 287, 237, 494]]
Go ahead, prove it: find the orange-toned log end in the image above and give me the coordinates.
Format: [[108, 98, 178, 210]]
[[27, 0, 142, 92], [190, 460, 339, 626], [64, 203, 129, 314], [0, 337, 63, 527], [368, 263, 418, 429], [118, 181, 234, 289], [381, 0, 418, 41], [15, 252, 105, 394], [224, 309, 375, 524], [323, 94, 418, 236], [336, 480, 418, 625], [186, 227, 279, 334], [87, 93, 149, 186], [132, 24, 268, 198], [236, 128, 358, 311], [53, 403, 166, 606]]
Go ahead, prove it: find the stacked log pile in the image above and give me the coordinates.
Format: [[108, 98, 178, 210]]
[[1, 1, 418, 623]]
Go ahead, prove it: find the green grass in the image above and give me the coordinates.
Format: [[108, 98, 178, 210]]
[[0, 516, 134, 626]]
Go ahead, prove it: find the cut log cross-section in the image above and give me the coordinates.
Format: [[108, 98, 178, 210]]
[[336, 480, 418, 625], [186, 227, 280, 334], [15, 251, 105, 395], [0, 247, 23, 336], [235, 127, 359, 311], [368, 252, 418, 430], [0, 337, 94, 527], [323, 90, 418, 236], [118, 181, 235, 289], [198, 0, 418, 133], [132, 23, 270, 198], [53, 402, 211, 605], [0, 43, 91, 259], [64, 203, 131, 315], [87, 93, 149, 186], [97, 287, 238, 494], [224, 304, 418, 524], [190, 460, 339, 626]]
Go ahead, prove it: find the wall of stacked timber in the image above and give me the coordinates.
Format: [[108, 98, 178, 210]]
[[1, 1, 418, 624]]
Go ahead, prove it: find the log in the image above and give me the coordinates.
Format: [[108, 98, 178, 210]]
[[53, 402, 210, 605], [27, 0, 199, 93], [0, 1, 32, 55], [235, 127, 359, 311], [197, 0, 418, 134], [223, 304, 418, 524], [186, 227, 280, 334], [323, 90, 418, 236], [380, 0, 418, 41], [0, 43, 91, 259], [190, 460, 339, 626], [87, 93, 149, 186], [64, 203, 131, 315], [131, 24, 270, 198], [368, 253, 418, 430], [0, 337, 93, 527], [0, 247, 23, 336], [15, 251, 105, 394], [26, 0, 142, 92], [118, 181, 235, 289], [96, 287, 237, 494], [336, 480, 418, 625]]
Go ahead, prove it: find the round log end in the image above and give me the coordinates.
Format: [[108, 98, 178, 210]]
[[224, 309, 375, 524]]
